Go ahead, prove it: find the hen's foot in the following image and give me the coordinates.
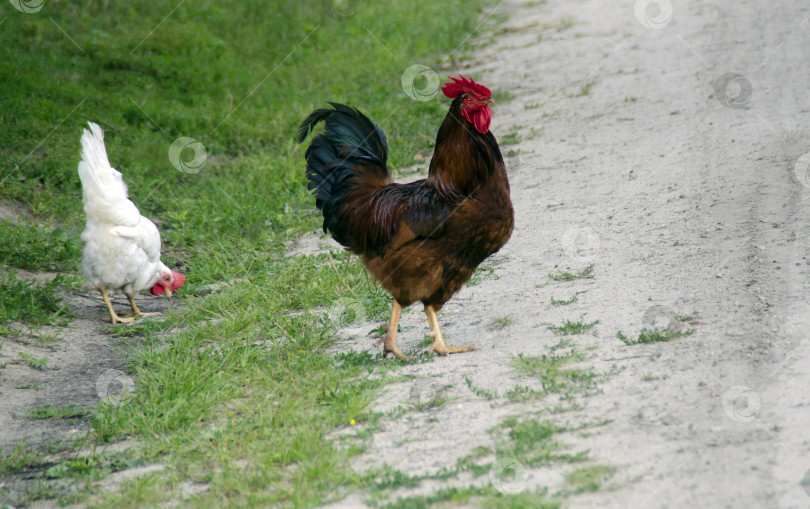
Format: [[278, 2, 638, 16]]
[[126, 297, 161, 318], [97, 284, 134, 324], [102, 315, 135, 324]]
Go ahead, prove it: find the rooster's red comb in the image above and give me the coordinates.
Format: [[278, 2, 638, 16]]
[[441, 75, 492, 100]]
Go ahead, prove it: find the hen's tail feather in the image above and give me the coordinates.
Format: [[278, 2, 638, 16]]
[[297, 103, 393, 251], [78, 122, 140, 227]]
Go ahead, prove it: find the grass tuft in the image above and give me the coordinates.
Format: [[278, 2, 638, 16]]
[[548, 264, 594, 282], [617, 327, 694, 346]]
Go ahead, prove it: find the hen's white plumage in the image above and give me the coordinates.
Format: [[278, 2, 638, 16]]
[[78, 122, 179, 323]]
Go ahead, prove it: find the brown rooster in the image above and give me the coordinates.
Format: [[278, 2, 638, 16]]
[[297, 75, 513, 360]]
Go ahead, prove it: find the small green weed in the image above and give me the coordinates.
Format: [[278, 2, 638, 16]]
[[564, 465, 616, 493], [551, 295, 578, 306], [465, 377, 497, 400], [0, 221, 79, 271], [19, 352, 48, 371], [25, 405, 89, 420], [0, 272, 71, 327], [0, 442, 39, 473], [468, 265, 499, 286], [513, 350, 597, 397], [492, 315, 513, 328], [548, 318, 598, 335], [548, 265, 594, 282], [15, 382, 44, 390], [617, 327, 694, 346]]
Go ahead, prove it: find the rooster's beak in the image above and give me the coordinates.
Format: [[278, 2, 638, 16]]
[[484, 99, 495, 106], [165, 288, 173, 298]]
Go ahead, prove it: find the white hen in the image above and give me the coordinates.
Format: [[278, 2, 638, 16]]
[[78, 122, 185, 324]]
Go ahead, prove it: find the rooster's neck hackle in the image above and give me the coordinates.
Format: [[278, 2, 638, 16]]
[[426, 96, 504, 201]]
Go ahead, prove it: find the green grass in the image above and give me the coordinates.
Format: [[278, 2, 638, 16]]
[[25, 405, 89, 420], [491, 315, 513, 328], [0, 0, 519, 505], [547, 318, 598, 336], [468, 264, 500, 286], [513, 350, 597, 398], [15, 381, 45, 390], [0, 221, 80, 271], [0, 272, 71, 328], [550, 295, 578, 306], [563, 465, 615, 493], [19, 352, 49, 371], [617, 327, 694, 346], [0, 442, 39, 474], [548, 265, 594, 282], [465, 377, 497, 400]]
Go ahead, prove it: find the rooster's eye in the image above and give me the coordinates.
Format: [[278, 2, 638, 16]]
[[464, 97, 473, 104]]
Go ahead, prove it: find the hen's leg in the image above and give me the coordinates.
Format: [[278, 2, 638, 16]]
[[380, 300, 414, 361], [125, 296, 161, 318], [425, 305, 476, 356], [98, 285, 134, 324]]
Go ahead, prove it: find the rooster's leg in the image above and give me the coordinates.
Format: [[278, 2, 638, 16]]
[[425, 305, 476, 356], [380, 300, 414, 361], [98, 285, 134, 325], [125, 296, 161, 318]]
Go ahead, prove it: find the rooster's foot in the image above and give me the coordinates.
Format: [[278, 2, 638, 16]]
[[429, 343, 476, 356], [382, 345, 415, 361]]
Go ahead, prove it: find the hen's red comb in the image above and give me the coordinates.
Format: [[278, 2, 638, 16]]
[[441, 75, 492, 100]]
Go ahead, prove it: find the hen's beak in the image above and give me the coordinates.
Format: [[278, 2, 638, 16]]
[[165, 287, 173, 298]]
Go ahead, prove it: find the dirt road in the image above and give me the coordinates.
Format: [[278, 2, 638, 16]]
[[331, 0, 810, 506]]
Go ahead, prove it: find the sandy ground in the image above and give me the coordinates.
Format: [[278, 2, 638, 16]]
[[3, 0, 810, 507], [325, 0, 810, 507]]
